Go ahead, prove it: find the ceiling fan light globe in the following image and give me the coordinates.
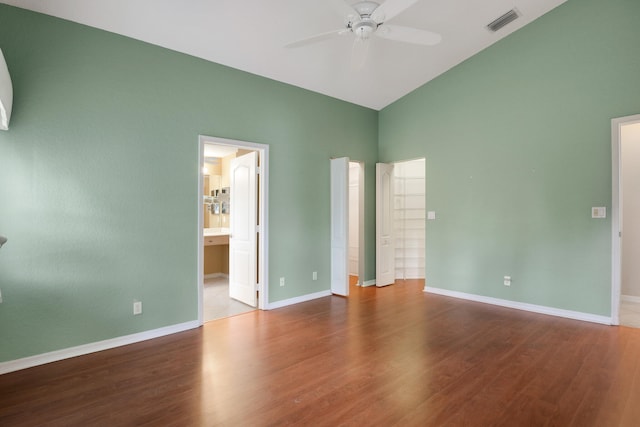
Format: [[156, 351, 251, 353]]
[[355, 25, 374, 39], [352, 19, 377, 39]]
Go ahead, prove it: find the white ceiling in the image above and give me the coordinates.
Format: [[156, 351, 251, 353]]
[[0, 0, 567, 110], [204, 144, 237, 159]]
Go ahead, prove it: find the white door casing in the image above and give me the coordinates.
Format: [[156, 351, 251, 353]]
[[229, 151, 258, 307], [376, 163, 395, 287], [612, 113, 640, 325], [331, 157, 349, 296]]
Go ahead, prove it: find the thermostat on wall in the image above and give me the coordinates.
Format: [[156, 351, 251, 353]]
[[591, 207, 606, 219]]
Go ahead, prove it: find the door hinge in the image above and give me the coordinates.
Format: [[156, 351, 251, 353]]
[[256, 166, 261, 175], [256, 225, 261, 233], [256, 283, 260, 291]]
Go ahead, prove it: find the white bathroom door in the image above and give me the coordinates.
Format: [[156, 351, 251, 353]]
[[229, 151, 258, 307], [376, 163, 395, 287], [331, 157, 349, 296]]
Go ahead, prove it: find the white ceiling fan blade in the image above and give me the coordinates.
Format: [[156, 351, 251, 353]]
[[350, 37, 371, 70], [376, 24, 442, 46], [285, 28, 347, 49], [371, 0, 420, 22]]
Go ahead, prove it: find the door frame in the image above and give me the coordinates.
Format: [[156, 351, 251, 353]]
[[198, 135, 269, 325], [611, 114, 640, 325], [376, 157, 427, 286]]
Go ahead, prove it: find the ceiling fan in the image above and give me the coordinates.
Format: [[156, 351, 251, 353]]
[[285, 0, 442, 49]]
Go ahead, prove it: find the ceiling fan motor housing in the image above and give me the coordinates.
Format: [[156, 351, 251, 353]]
[[349, 1, 381, 39]]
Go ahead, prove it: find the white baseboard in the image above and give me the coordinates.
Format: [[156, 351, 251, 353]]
[[362, 279, 376, 287], [267, 290, 332, 310], [204, 273, 228, 280], [0, 320, 200, 375], [621, 294, 640, 304], [424, 286, 612, 325]]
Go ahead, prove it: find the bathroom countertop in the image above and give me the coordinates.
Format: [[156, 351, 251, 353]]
[[204, 227, 230, 237]]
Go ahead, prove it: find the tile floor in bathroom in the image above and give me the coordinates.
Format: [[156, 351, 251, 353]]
[[620, 299, 640, 328], [203, 276, 256, 322]]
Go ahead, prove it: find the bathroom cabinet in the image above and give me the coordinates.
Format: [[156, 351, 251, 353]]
[[204, 235, 229, 246]]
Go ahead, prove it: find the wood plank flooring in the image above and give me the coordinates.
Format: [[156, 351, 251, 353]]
[[1, 280, 640, 426]]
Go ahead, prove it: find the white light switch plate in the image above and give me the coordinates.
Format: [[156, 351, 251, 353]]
[[427, 211, 436, 220], [592, 207, 606, 219]]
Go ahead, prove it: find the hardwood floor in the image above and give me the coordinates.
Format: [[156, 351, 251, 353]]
[[1, 280, 640, 426]]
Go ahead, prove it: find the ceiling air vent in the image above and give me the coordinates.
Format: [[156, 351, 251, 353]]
[[487, 9, 520, 32]]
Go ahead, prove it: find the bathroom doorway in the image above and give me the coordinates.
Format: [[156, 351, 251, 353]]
[[198, 135, 269, 324]]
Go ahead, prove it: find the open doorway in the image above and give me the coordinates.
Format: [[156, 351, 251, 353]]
[[376, 158, 426, 287], [393, 159, 426, 281], [349, 161, 365, 287], [198, 135, 269, 324], [612, 115, 640, 328]]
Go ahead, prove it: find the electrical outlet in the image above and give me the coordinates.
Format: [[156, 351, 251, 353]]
[[503, 276, 511, 287], [280, 277, 285, 287], [0, 288, 3, 303], [133, 300, 142, 315], [312, 272, 317, 281]]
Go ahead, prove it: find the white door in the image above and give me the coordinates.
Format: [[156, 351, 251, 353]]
[[229, 152, 257, 307], [348, 163, 360, 276], [331, 157, 349, 296], [376, 163, 395, 287]]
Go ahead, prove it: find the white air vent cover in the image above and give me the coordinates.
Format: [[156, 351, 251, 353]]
[[487, 9, 520, 32]]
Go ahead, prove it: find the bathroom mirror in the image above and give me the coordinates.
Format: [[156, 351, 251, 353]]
[[203, 150, 240, 229], [203, 156, 224, 228]]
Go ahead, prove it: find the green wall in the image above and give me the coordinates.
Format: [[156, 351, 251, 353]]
[[0, 5, 378, 362], [2, 0, 638, 364], [379, 0, 640, 315]]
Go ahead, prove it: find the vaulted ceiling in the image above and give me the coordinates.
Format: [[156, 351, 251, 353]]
[[0, 0, 567, 110]]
